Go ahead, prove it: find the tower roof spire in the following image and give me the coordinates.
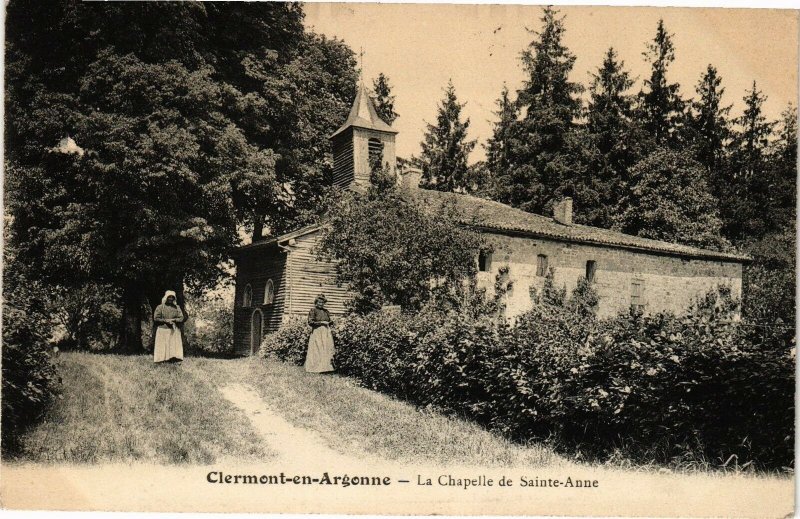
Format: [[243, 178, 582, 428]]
[[330, 82, 397, 138]]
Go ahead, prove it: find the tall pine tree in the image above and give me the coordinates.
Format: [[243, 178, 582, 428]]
[[493, 6, 583, 215], [418, 80, 476, 192], [639, 19, 684, 147], [484, 84, 517, 187], [687, 65, 731, 192], [582, 47, 649, 228], [722, 82, 776, 239], [372, 72, 398, 125]]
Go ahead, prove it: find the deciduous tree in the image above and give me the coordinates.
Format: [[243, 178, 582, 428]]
[[614, 148, 729, 251]]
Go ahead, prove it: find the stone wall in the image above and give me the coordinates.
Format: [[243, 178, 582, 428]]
[[476, 232, 743, 319]]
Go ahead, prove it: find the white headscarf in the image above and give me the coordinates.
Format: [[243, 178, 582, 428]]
[[161, 290, 177, 306]]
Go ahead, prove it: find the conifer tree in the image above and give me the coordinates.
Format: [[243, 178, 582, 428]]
[[766, 104, 798, 227], [687, 65, 731, 185], [583, 47, 649, 228], [485, 84, 517, 177], [418, 80, 476, 192], [372, 72, 398, 125], [494, 6, 583, 214], [639, 19, 684, 146], [724, 81, 776, 239]]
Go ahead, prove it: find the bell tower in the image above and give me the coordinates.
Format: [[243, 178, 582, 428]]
[[330, 83, 397, 190]]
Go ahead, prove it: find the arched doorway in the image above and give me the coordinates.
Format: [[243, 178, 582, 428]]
[[250, 309, 263, 355]]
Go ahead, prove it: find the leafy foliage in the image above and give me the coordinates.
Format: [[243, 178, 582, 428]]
[[686, 65, 731, 186], [2, 259, 60, 456], [580, 48, 650, 228], [615, 147, 729, 250], [51, 283, 121, 351], [491, 6, 584, 216], [741, 225, 796, 328], [265, 291, 793, 470], [484, 84, 517, 189], [318, 184, 485, 314], [187, 293, 235, 355], [259, 317, 309, 365], [638, 19, 685, 146], [5, 1, 357, 349]]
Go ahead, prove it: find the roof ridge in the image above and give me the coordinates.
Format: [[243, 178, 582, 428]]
[[412, 188, 749, 262]]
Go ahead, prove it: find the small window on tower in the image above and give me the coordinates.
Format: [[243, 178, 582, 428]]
[[586, 260, 597, 283], [478, 250, 492, 272], [536, 254, 548, 277], [368, 138, 384, 169]]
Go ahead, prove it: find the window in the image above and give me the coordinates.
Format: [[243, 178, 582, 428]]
[[631, 279, 645, 313], [368, 137, 384, 169], [586, 260, 597, 283], [536, 254, 548, 277], [478, 251, 492, 272], [264, 279, 275, 305], [242, 284, 253, 308]]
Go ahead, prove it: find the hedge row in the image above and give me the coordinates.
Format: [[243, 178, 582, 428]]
[[2, 270, 60, 456], [261, 305, 794, 470]]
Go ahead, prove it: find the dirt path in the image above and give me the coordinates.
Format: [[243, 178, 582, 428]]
[[2, 372, 794, 516], [219, 383, 357, 467]]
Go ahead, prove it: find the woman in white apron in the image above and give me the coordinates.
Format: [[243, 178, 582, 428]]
[[153, 290, 184, 363], [305, 294, 335, 373]]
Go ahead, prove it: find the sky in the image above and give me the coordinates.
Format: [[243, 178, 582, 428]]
[[303, 4, 798, 162]]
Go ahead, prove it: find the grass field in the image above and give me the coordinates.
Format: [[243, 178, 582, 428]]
[[242, 359, 564, 468], [12, 352, 271, 464], [11, 351, 566, 467]]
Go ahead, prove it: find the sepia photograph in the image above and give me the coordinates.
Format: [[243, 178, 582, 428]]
[[1, 1, 797, 517]]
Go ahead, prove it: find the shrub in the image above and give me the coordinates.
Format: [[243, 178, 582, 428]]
[[259, 318, 309, 365], [51, 283, 121, 351], [334, 311, 417, 398], [2, 267, 60, 456], [284, 291, 793, 470], [189, 294, 234, 355]]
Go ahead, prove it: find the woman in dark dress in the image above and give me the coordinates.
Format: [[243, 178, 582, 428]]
[[305, 295, 334, 373]]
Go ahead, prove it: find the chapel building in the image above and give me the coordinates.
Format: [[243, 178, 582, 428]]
[[232, 84, 749, 356]]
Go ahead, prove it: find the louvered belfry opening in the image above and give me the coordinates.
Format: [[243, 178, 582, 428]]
[[368, 137, 384, 169], [329, 83, 398, 190]]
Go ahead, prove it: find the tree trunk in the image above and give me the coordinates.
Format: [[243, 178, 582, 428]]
[[252, 213, 265, 242], [116, 284, 145, 353]]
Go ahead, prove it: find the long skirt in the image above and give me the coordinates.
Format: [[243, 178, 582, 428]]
[[154, 325, 183, 363], [305, 325, 334, 373]]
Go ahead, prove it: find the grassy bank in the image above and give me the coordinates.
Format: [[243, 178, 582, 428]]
[[241, 359, 564, 468], [10, 352, 272, 464]]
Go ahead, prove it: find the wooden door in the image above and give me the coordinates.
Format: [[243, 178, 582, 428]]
[[250, 310, 263, 355]]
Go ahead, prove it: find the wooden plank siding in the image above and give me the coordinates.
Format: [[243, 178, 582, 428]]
[[233, 244, 288, 356], [283, 231, 350, 321], [332, 127, 354, 189]]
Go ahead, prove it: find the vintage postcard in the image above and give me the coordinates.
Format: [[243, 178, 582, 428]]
[[1, 1, 796, 517]]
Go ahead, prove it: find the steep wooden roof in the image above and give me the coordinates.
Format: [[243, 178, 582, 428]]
[[330, 83, 397, 139]]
